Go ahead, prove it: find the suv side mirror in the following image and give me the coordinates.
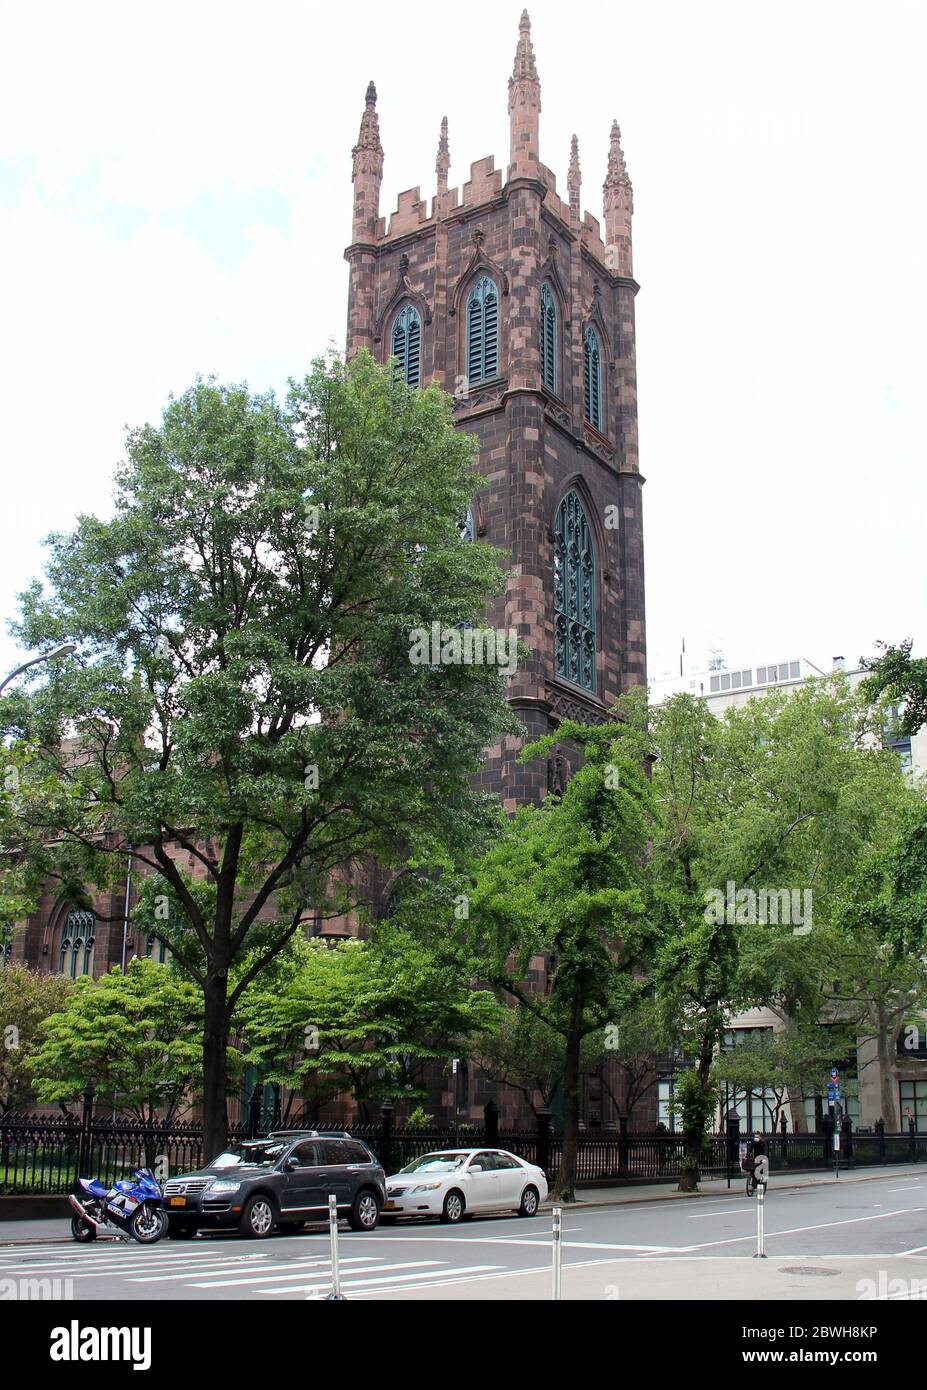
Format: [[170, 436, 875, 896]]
[[284, 1157, 299, 1171]]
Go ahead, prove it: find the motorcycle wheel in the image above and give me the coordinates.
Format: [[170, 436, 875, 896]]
[[128, 1205, 168, 1244], [71, 1214, 97, 1243]]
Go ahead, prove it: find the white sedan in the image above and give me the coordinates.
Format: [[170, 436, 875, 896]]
[[383, 1148, 548, 1224]]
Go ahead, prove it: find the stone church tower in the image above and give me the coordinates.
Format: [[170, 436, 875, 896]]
[[345, 12, 646, 810]]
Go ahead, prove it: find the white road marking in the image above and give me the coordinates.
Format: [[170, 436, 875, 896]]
[[191, 1259, 442, 1289], [134, 1255, 376, 1284], [270, 1265, 504, 1296], [687, 1209, 756, 1220]]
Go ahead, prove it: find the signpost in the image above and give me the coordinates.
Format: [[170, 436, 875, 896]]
[[828, 1067, 842, 1178], [753, 1156, 769, 1259]]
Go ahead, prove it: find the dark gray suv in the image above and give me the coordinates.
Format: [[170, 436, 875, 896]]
[[162, 1131, 386, 1239]]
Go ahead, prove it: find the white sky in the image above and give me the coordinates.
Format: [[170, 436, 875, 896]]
[[1, 0, 924, 685]]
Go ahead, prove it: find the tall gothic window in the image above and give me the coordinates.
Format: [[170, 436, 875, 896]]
[[540, 283, 557, 392], [58, 909, 96, 978], [466, 276, 499, 384], [391, 304, 422, 388], [583, 326, 602, 431], [554, 490, 596, 691]]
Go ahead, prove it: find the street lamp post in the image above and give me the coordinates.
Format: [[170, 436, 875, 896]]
[[0, 643, 76, 696]]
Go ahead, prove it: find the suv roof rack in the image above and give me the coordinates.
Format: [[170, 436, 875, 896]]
[[265, 1129, 354, 1140]]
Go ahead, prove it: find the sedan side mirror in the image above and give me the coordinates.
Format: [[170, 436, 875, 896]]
[[469, 1164, 482, 1173]]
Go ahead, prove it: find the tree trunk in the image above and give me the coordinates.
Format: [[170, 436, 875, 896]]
[[555, 1001, 584, 1202], [877, 1012, 900, 1130], [787, 1086, 808, 1132], [202, 971, 230, 1162], [678, 1044, 714, 1193]]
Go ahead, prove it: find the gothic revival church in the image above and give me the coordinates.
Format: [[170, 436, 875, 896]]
[[346, 11, 646, 809]]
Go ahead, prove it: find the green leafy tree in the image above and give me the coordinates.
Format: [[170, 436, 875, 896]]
[[4, 353, 514, 1156], [466, 718, 656, 1200], [237, 934, 497, 1122], [861, 640, 927, 736], [0, 965, 74, 1116], [651, 678, 911, 1188], [827, 804, 927, 1128], [472, 1003, 603, 1116], [29, 957, 204, 1123], [593, 997, 676, 1125]]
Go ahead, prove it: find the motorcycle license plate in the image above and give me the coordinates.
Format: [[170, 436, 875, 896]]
[[169, 1197, 187, 1207]]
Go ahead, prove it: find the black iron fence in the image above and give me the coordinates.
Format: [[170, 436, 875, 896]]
[[2, 1094, 926, 1196]]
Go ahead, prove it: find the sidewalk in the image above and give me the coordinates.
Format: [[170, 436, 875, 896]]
[[3, 1163, 925, 1246]]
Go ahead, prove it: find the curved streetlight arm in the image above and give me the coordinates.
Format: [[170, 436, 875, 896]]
[[0, 643, 76, 696]]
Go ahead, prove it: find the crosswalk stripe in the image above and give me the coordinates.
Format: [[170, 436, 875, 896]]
[[131, 1256, 377, 1284], [2, 1252, 265, 1276], [269, 1265, 500, 1296], [191, 1259, 441, 1290]]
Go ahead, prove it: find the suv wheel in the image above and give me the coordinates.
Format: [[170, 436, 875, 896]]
[[240, 1195, 276, 1238], [440, 1190, 465, 1224], [347, 1189, 381, 1232]]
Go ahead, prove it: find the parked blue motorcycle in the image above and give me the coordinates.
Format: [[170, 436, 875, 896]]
[[69, 1167, 167, 1244]]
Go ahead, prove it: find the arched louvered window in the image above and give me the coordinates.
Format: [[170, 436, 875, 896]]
[[459, 506, 474, 543], [59, 910, 95, 978], [391, 304, 422, 388], [540, 283, 557, 392], [466, 276, 499, 385], [583, 326, 602, 431], [554, 490, 596, 692]]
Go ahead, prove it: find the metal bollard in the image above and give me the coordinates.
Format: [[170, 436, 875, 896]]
[[551, 1204, 562, 1300], [325, 1192, 347, 1299], [753, 1182, 767, 1259]]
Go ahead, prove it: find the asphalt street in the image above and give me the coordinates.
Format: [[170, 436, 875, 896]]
[[2, 1170, 927, 1301]]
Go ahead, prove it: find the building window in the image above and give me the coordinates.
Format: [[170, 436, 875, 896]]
[[390, 304, 422, 388], [900, 1080, 927, 1129], [459, 506, 474, 543], [554, 489, 596, 692], [58, 910, 95, 978], [0, 936, 12, 968], [657, 1076, 676, 1131], [466, 276, 499, 385], [540, 282, 557, 392], [583, 326, 602, 431]]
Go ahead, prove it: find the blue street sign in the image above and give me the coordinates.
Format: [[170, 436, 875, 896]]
[[828, 1083, 841, 1102]]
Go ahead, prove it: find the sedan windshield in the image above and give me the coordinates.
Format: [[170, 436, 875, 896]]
[[399, 1153, 469, 1175], [209, 1142, 287, 1169]]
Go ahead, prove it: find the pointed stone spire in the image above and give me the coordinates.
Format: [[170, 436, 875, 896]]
[[351, 80, 384, 241], [603, 119, 633, 275], [436, 116, 450, 192], [508, 10, 541, 179], [567, 133, 581, 221]]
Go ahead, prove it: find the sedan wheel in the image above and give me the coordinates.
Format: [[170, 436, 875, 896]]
[[240, 1195, 275, 1238], [518, 1184, 540, 1218], [440, 1190, 465, 1224]]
